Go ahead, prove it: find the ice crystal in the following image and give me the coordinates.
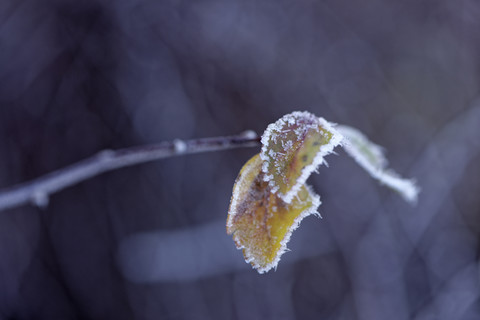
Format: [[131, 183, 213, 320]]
[[337, 125, 420, 204], [260, 111, 343, 203]]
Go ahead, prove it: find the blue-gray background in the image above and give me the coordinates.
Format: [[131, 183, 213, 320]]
[[1, 1, 479, 319]]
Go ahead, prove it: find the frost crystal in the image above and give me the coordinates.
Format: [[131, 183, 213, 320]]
[[337, 125, 420, 204], [260, 111, 343, 203]]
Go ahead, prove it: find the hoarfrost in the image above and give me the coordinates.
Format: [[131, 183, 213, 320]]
[[337, 125, 420, 204], [227, 152, 322, 274], [260, 111, 343, 203], [254, 184, 321, 274], [227, 112, 420, 275]]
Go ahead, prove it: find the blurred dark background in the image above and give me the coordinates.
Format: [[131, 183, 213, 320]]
[[1, 0, 480, 319]]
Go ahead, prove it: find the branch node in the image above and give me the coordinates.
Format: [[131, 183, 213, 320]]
[[173, 139, 187, 153], [240, 130, 258, 140], [31, 191, 49, 209]]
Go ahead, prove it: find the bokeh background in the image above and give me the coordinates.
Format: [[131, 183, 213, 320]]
[[1, 0, 480, 319]]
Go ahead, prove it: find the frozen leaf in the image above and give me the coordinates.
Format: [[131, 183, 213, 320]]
[[227, 112, 419, 274], [227, 154, 320, 273], [260, 111, 343, 203], [337, 125, 420, 204]]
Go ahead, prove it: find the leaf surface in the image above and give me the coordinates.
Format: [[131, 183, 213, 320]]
[[260, 111, 342, 203], [227, 154, 320, 273]]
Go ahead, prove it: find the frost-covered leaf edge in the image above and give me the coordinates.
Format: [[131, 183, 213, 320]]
[[226, 152, 322, 273], [237, 184, 321, 274], [260, 111, 344, 204], [337, 125, 420, 204]]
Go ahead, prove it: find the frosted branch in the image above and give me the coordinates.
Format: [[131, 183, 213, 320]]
[[0, 131, 260, 212]]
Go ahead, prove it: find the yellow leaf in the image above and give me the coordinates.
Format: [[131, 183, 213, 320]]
[[260, 111, 343, 203], [227, 154, 320, 273]]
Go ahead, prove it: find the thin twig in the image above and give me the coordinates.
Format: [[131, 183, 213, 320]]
[[0, 131, 261, 212]]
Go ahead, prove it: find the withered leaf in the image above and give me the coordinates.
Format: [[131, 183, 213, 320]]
[[227, 154, 320, 273], [260, 111, 343, 203]]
